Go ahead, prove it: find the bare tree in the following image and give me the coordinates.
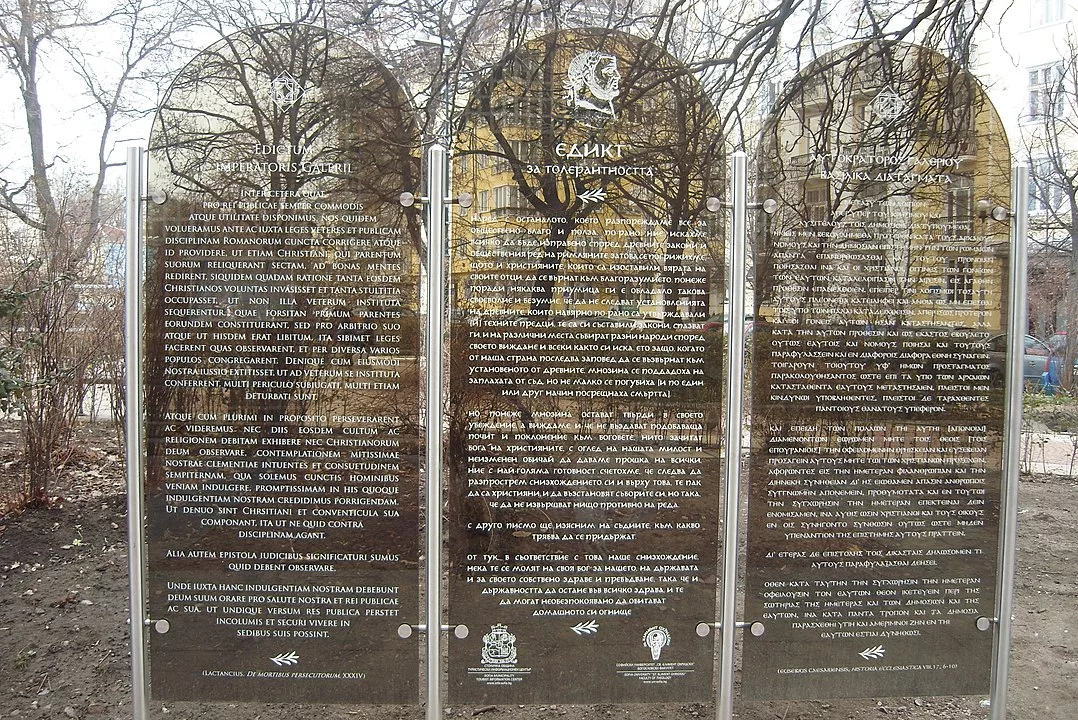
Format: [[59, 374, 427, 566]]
[[1023, 30, 1078, 387], [0, 0, 991, 507], [0, 0, 188, 504]]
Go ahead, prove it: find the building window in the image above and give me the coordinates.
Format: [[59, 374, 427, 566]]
[[760, 80, 779, 117], [1028, 63, 1065, 119], [492, 184, 522, 217], [945, 257, 974, 305], [509, 139, 538, 164], [797, 114, 822, 159], [1030, 158, 1067, 213], [946, 176, 973, 236], [476, 190, 490, 214], [805, 187, 827, 223], [1032, 0, 1067, 26]]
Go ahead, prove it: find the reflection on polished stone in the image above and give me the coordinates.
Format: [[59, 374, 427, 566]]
[[744, 41, 1011, 701], [447, 26, 725, 705], [143, 24, 422, 704]]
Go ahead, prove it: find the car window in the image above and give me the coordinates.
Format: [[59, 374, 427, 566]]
[[1025, 336, 1050, 355]]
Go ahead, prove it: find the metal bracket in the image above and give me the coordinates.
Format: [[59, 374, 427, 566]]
[[975, 199, 1011, 221], [400, 191, 472, 208], [144, 188, 167, 205], [143, 618, 170, 634], [695, 620, 766, 637], [397, 623, 469, 639], [705, 196, 777, 214], [977, 616, 997, 631]]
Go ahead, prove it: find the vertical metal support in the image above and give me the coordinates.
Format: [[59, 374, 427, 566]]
[[124, 146, 149, 720], [717, 151, 748, 720], [425, 144, 448, 720], [991, 163, 1028, 720]]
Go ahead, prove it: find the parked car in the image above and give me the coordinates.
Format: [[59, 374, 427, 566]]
[[986, 334, 1051, 386], [701, 313, 755, 335]]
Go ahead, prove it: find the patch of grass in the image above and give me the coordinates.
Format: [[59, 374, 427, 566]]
[[13, 645, 37, 670], [1024, 392, 1078, 433]]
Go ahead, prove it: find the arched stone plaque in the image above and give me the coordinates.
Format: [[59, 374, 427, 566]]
[[142, 24, 422, 703], [448, 27, 725, 704], [745, 42, 1012, 700]]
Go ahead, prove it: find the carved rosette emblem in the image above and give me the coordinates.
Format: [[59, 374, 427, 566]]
[[271, 72, 304, 110], [870, 86, 906, 124], [481, 624, 518, 665]]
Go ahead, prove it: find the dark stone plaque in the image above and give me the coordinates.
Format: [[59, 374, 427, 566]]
[[143, 24, 422, 703], [744, 43, 1012, 700], [447, 28, 724, 704]]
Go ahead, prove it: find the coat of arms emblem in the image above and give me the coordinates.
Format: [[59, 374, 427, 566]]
[[481, 624, 518, 665]]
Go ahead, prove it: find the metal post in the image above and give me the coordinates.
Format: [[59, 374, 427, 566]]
[[990, 163, 1028, 720], [425, 144, 448, 720], [717, 151, 748, 720], [124, 146, 149, 720]]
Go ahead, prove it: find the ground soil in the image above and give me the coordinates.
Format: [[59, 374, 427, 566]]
[[0, 421, 1075, 720]]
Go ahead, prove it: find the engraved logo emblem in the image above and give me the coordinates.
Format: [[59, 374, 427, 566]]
[[270, 651, 299, 666], [870, 87, 906, 124], [481, 624, 518, 665], [565, 51, 621, 118], [272, 72, 304, 110], [642, 626, 671, 661], [859, 645, 886, 660]]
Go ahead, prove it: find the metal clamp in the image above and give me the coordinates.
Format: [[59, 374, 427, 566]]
[[144, 188, 167, 205], [695, 621, 765, 637], [705, 196, 777, 214], [397, 623, 469, 639], [400, 191, 472, 208], [976, 199, 1011, 221], [143, 618, 170, 634]]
